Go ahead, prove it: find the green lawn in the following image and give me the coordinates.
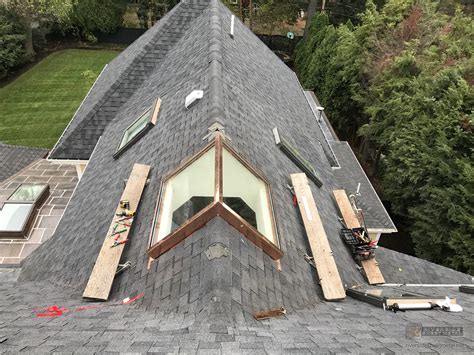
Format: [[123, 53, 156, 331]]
[[0, 49, 120, 148]]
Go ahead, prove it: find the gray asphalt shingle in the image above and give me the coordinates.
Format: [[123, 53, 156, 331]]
[[0, 144, 48, 183]]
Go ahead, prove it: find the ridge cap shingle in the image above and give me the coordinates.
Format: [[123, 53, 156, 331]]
[[208, 0, 224, 124]]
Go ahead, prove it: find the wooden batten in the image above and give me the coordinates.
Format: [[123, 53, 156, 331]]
[[291, 173, 346, 301], [254, 307, 286, 320], [333, 189, 385, 285], [83, 163, 150, 301]]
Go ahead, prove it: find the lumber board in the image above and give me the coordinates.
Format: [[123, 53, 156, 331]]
[[291, 173, 346, 301], [254, 308, 286, 320], [333, 190, 385, 285], [83, 163, 150, 300]]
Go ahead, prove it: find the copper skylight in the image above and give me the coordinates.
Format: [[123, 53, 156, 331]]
[[148, 134, 282, 260]]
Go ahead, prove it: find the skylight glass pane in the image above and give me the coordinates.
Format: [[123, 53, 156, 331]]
[[157, 147, 215, 241], [9, 184, 46, 202], [118, 109, 151, 150], [0, 203, 34, 232], [222, 149, 276, 244]]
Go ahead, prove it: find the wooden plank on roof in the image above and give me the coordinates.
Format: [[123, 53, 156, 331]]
[[333, 189, 385, 285], [291, 173, 346, 301], [83, 163, 150, 300]]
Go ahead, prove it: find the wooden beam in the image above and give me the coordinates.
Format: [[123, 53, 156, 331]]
[[150, 97, 162, 125], [217, 202, 283, 260], [83, 163, 150, 300], [291, 173, 346, 301], [254, 307, 286, 320], [333, 190, 385, 285], [148, 203, 218, 259]]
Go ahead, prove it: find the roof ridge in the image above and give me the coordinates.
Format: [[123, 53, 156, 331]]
[[208, 0, 224, 124]]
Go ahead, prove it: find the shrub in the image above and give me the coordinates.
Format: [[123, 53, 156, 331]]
[[71, 0, 127, 40], [0, 4, 26, 79]]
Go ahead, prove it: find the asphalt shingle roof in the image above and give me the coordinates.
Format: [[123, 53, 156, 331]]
[[49, 0, 210, 160], [0, 144, 48, 183], [1, 276, 473, 353], [1, 1, 472, 352]]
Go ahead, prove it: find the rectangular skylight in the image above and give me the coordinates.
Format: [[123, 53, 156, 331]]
[[0, 203, 35, 237], [114, 98, 161, 159], [273, 127, 323, 188], [8, 184, 48, 203], [1, 184, 49, 238]]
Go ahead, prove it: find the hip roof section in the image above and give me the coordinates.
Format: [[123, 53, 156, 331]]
[[19, 0, 471, 315]]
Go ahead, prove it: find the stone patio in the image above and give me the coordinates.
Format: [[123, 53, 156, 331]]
[[0, 159, 79, 264]]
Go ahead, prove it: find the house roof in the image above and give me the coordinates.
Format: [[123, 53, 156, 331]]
[[0, 143, 48, 183], [2, 0, 472, 351], [48, 0, 210, 160]]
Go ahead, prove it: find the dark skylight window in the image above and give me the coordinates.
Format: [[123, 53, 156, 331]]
[[273, 127, 323, 188], [114, 98, 161, 159]]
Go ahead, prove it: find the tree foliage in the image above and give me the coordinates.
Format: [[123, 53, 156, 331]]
[[296, 0, 474, 273], [7, 0, 74, 56], [254, 0, 300, 35], [0, 3, 26, 79], [71, 0, 127, 39], [136, 0, 177, 29]]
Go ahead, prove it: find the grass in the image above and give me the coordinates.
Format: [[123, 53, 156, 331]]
[[0, 49, 120, 148]]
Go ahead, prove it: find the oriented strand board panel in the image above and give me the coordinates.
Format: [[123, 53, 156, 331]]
[[83, 163, 150, 300], [333, 190, 385, 285], [291, 173, 346, 301]]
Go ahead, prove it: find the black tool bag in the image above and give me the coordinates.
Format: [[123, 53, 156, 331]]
[[339, 228, 375, 261]]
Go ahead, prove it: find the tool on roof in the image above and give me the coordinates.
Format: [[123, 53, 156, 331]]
[[116, 209, 135, 217], [115, 261, 132, 275], [119, 200, 130, 209], [254, 307, 287, 320], [116, 220, 132, 227], [304, 254, 316, 269], [333, 189, 385, 285], [111, 239, 128, 248], [340, 227, 375, 261], [116, 216, 134, 223], [110, 228, 127, 237], [286, 184, 297, 205]]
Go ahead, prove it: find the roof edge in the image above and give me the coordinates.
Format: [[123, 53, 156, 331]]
[[342, 141, 398, 232]]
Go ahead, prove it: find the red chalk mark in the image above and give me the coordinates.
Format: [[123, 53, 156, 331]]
[[36, 305, 69, 317], [122, 292, 144, 305], [33, 292, 144, 317], [74, 305, 102, 311]]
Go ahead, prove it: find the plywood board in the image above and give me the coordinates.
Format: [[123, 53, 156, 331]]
[[333, 190, 385, 285], [83, 163, 150, 300], [291, 174, 346, 301]]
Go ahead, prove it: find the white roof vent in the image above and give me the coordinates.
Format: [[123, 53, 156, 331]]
[[230, 15, 235, 38], [185, 90, 204, 109]]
